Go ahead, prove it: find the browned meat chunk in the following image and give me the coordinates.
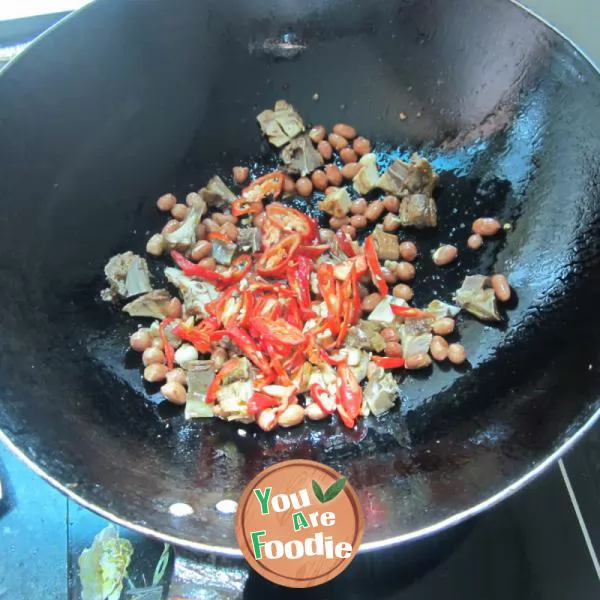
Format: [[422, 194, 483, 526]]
[[256, 100, 305, 147], [399, 194, 437, 228], [281, 134, 324, 176], [200, 176, 237, 210], [372, 224, 400, 260], [454, 275, 500, 321], [377, 154, 438, 196]]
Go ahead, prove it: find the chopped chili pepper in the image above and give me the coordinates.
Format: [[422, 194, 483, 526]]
[[241, 171, 285, 204], [172, 319, 217, 353], [218, 254, 253, 287], [171, 251, 252, 288], [260, 217, 283, 249], [318, 348, 347, 367], [237, 291, 255, 328], [283, 298, 304, 330], [220, 294, 243, 328], [231, 198, 263, 217], [206, 357, 242, 404], [287, 255, 312, 311], [337, 404, 356, 429], [266, 203, 318, 242], [247, 281, 296, 297], [310, 383, 336, 414], [211, 326, 271, 373], [371, 356, 406, 369], [336, 363, 362, 428], [159, 317, 175, 369], [247, 392, 280, 415], [336, 229, 357, 257], [253, 369, 277, 390], [254, 296, 281, 321], [283, 346, 306, 372], [256, 233, 301, 278], [171, 250, 224, 284], [270, 356, 293, 386], [252, 317, 306, 348], [317, 263, 340, 333], [351, 265, 361, 324], [297, 244, 330, 259], [335, 278, 354, 347], [364, 235, 388, 296], [205, 285, 238, 324], [390, 305, 434, 319]]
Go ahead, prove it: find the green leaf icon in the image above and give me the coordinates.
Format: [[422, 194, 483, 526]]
[[312, 477, 347, 503], [312, 480, 325, 503], [323, 477, 347, 502]]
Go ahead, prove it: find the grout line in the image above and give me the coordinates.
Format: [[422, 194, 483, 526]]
[[559, 458, 600, 582]]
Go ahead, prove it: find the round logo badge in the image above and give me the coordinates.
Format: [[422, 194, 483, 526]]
[[235, 459, 364, 588]]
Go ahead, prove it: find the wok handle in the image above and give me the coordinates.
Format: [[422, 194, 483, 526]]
[[167, 550, 249, 599]]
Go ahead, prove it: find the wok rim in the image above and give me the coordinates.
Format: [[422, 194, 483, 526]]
[[0, 0, 599, 557]]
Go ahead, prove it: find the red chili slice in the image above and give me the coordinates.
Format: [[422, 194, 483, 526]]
[[390, 305, 434, 319], [241, 172, 285, 204], [206, 357, 242, 404], [231, 198, 263, 217], [252, 317, 306, 348], [364, 235, 388, 296], [247, 392, 280, 415], [266, 203, 318, 242], [336, 229, 357, 257], [310, 383, 336, 415], [336, 363, 362, 428], [371, 356, 406, 369], [256, 233, 301, 278]]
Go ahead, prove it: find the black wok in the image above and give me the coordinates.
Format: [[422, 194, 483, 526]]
[[1, 0, 600, 557]]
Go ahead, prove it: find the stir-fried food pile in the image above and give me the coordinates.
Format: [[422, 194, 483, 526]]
[[102, 100, 512, 431]]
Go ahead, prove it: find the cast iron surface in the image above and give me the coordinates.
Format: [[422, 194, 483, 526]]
[[0, 0, 600, 554]]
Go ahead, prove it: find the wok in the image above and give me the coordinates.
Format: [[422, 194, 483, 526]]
[[0, 0, 600, 557]]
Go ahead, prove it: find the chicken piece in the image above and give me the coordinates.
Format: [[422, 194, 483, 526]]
[[427, 299, 461, 319], [363, 366, 398, 417], [122, 289, 173, 319], [184, 361, 215, 419], [164, 267, 219, 316], [199, 176, 237, 210], [236, 227, 262, 253], [164, 205, 203, 250], [454, 275, 501, 321], [256, 100, 305, 148], [398, 194, 437, 228], [346, 348, 370, 383], [211, 237, 237, 265], [373, 224, 400, 260], [346, 320, 386, 353], [399, 317, 433, 359], [280, 133, 324, 176], [101, 252, 152, 301], [216, 380, 254, 422], [353, 153, 380, 195], [318, 187, 352, 218]]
